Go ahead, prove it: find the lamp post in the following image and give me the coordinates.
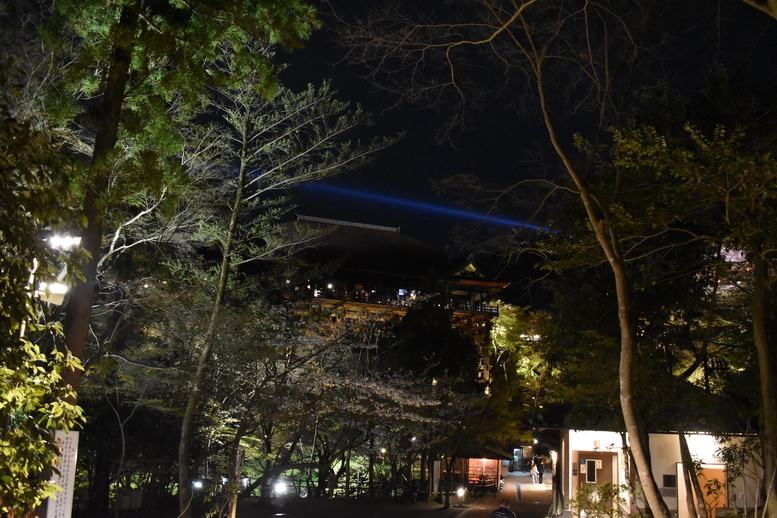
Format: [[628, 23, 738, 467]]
[[456, 486, 466, 507], [35, 234, 81, 518]]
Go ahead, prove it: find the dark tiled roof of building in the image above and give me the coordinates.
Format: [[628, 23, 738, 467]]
[[294, 215, 450, 280]]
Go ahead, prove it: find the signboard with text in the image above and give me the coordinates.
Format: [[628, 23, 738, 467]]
[[46, 430, 79, 518]]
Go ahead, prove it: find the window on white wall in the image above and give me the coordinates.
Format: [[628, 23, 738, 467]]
[[661, 474, 678, 497], [585, 459, 597, 483]]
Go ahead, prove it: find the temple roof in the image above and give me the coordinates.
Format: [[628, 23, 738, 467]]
[[294, 215, 450, 280]]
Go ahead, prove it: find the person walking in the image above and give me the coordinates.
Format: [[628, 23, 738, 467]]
[[533, 454, 545, 484], [530, 463, 539, 484], [491, 498, 517, 518]]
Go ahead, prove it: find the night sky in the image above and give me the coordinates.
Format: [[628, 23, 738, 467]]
[[280, 1, 777, 248], [279, 5, 537, 247]]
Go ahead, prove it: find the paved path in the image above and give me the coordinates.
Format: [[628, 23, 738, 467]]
[[234, 470, 552, 518], [446, 470, 553, 518]]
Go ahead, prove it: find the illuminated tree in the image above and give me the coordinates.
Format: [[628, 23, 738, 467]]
[[36, 0, 319, 399], [53, 58, 392, 511], [173, 72, 390, 513]]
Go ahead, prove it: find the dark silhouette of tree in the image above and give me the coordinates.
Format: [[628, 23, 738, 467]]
[[378, 297, 478, 381]]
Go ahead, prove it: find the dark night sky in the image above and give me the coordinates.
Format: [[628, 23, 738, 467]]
[[279, 10, 533, 247], [279, 1, 777, 248]]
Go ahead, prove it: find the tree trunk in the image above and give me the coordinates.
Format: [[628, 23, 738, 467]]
[[680, 432, 707, 518], [261, 478, 273, 502], [227, 443, 245, 518], [368, 434, 375, 498], [345, 437, 352, 498], [683, 469, 698, 518], [751, 257, 777, 518], [420, 450, 427, 498], [390, 456, 399, 496], [316, 464, 330, 498], [178, 134, 248, 517], [86, 444, 112, 517], [530, 41, 671, 518], [62, 3, 139, 394], [443, 455, 457, 509], [610, 250, 671, 518]]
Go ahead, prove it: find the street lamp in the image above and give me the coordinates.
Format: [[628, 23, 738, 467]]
[[274, 480, 288, 496], [46, 235, 81, 250], [36, 281, 68, 306], [456, 486, 466, 507], [36, 234, 81, 306]]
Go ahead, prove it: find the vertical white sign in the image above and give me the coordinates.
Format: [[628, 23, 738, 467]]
[[47, 430, 79, 518]]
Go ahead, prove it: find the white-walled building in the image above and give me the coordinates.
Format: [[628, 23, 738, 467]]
[[558, 430, 761, 518]]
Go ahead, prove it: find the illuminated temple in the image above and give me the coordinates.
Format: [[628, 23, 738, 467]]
[[286, 215, 510, 380]]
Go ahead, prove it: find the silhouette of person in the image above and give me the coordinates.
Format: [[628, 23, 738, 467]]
[[491, 498, 517, 518]]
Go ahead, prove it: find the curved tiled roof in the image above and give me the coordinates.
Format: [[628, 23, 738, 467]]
[[294, 215, 450, 279]]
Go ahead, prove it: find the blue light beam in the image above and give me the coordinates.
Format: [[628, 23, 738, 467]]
[[302, 183, 540, 230]]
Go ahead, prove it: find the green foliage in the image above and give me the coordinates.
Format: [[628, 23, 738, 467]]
[[610, 116, 776, 409], [489, 304, 556, 419], [0, 100, 84, 515], [68, 72, 395, 510], [715, 436, 761, 484], [617, 123, 777, 255], [46, 0, 319, 110], [536, 96, 776, 432], [490, 304, 552, 381], [570, 482, 648, 518], [34, 0, 321, 247], [0, 341, 84, 512]]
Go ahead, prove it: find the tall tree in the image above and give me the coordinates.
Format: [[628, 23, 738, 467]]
[[610, 119, 777, 518], [38, 0, 319, 396], [340, 2, 775, 515], [176, 75, 390, 515], [489, 305, 557, 426], [340, 2, 690, 515], [50, 65, 391, 512]]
